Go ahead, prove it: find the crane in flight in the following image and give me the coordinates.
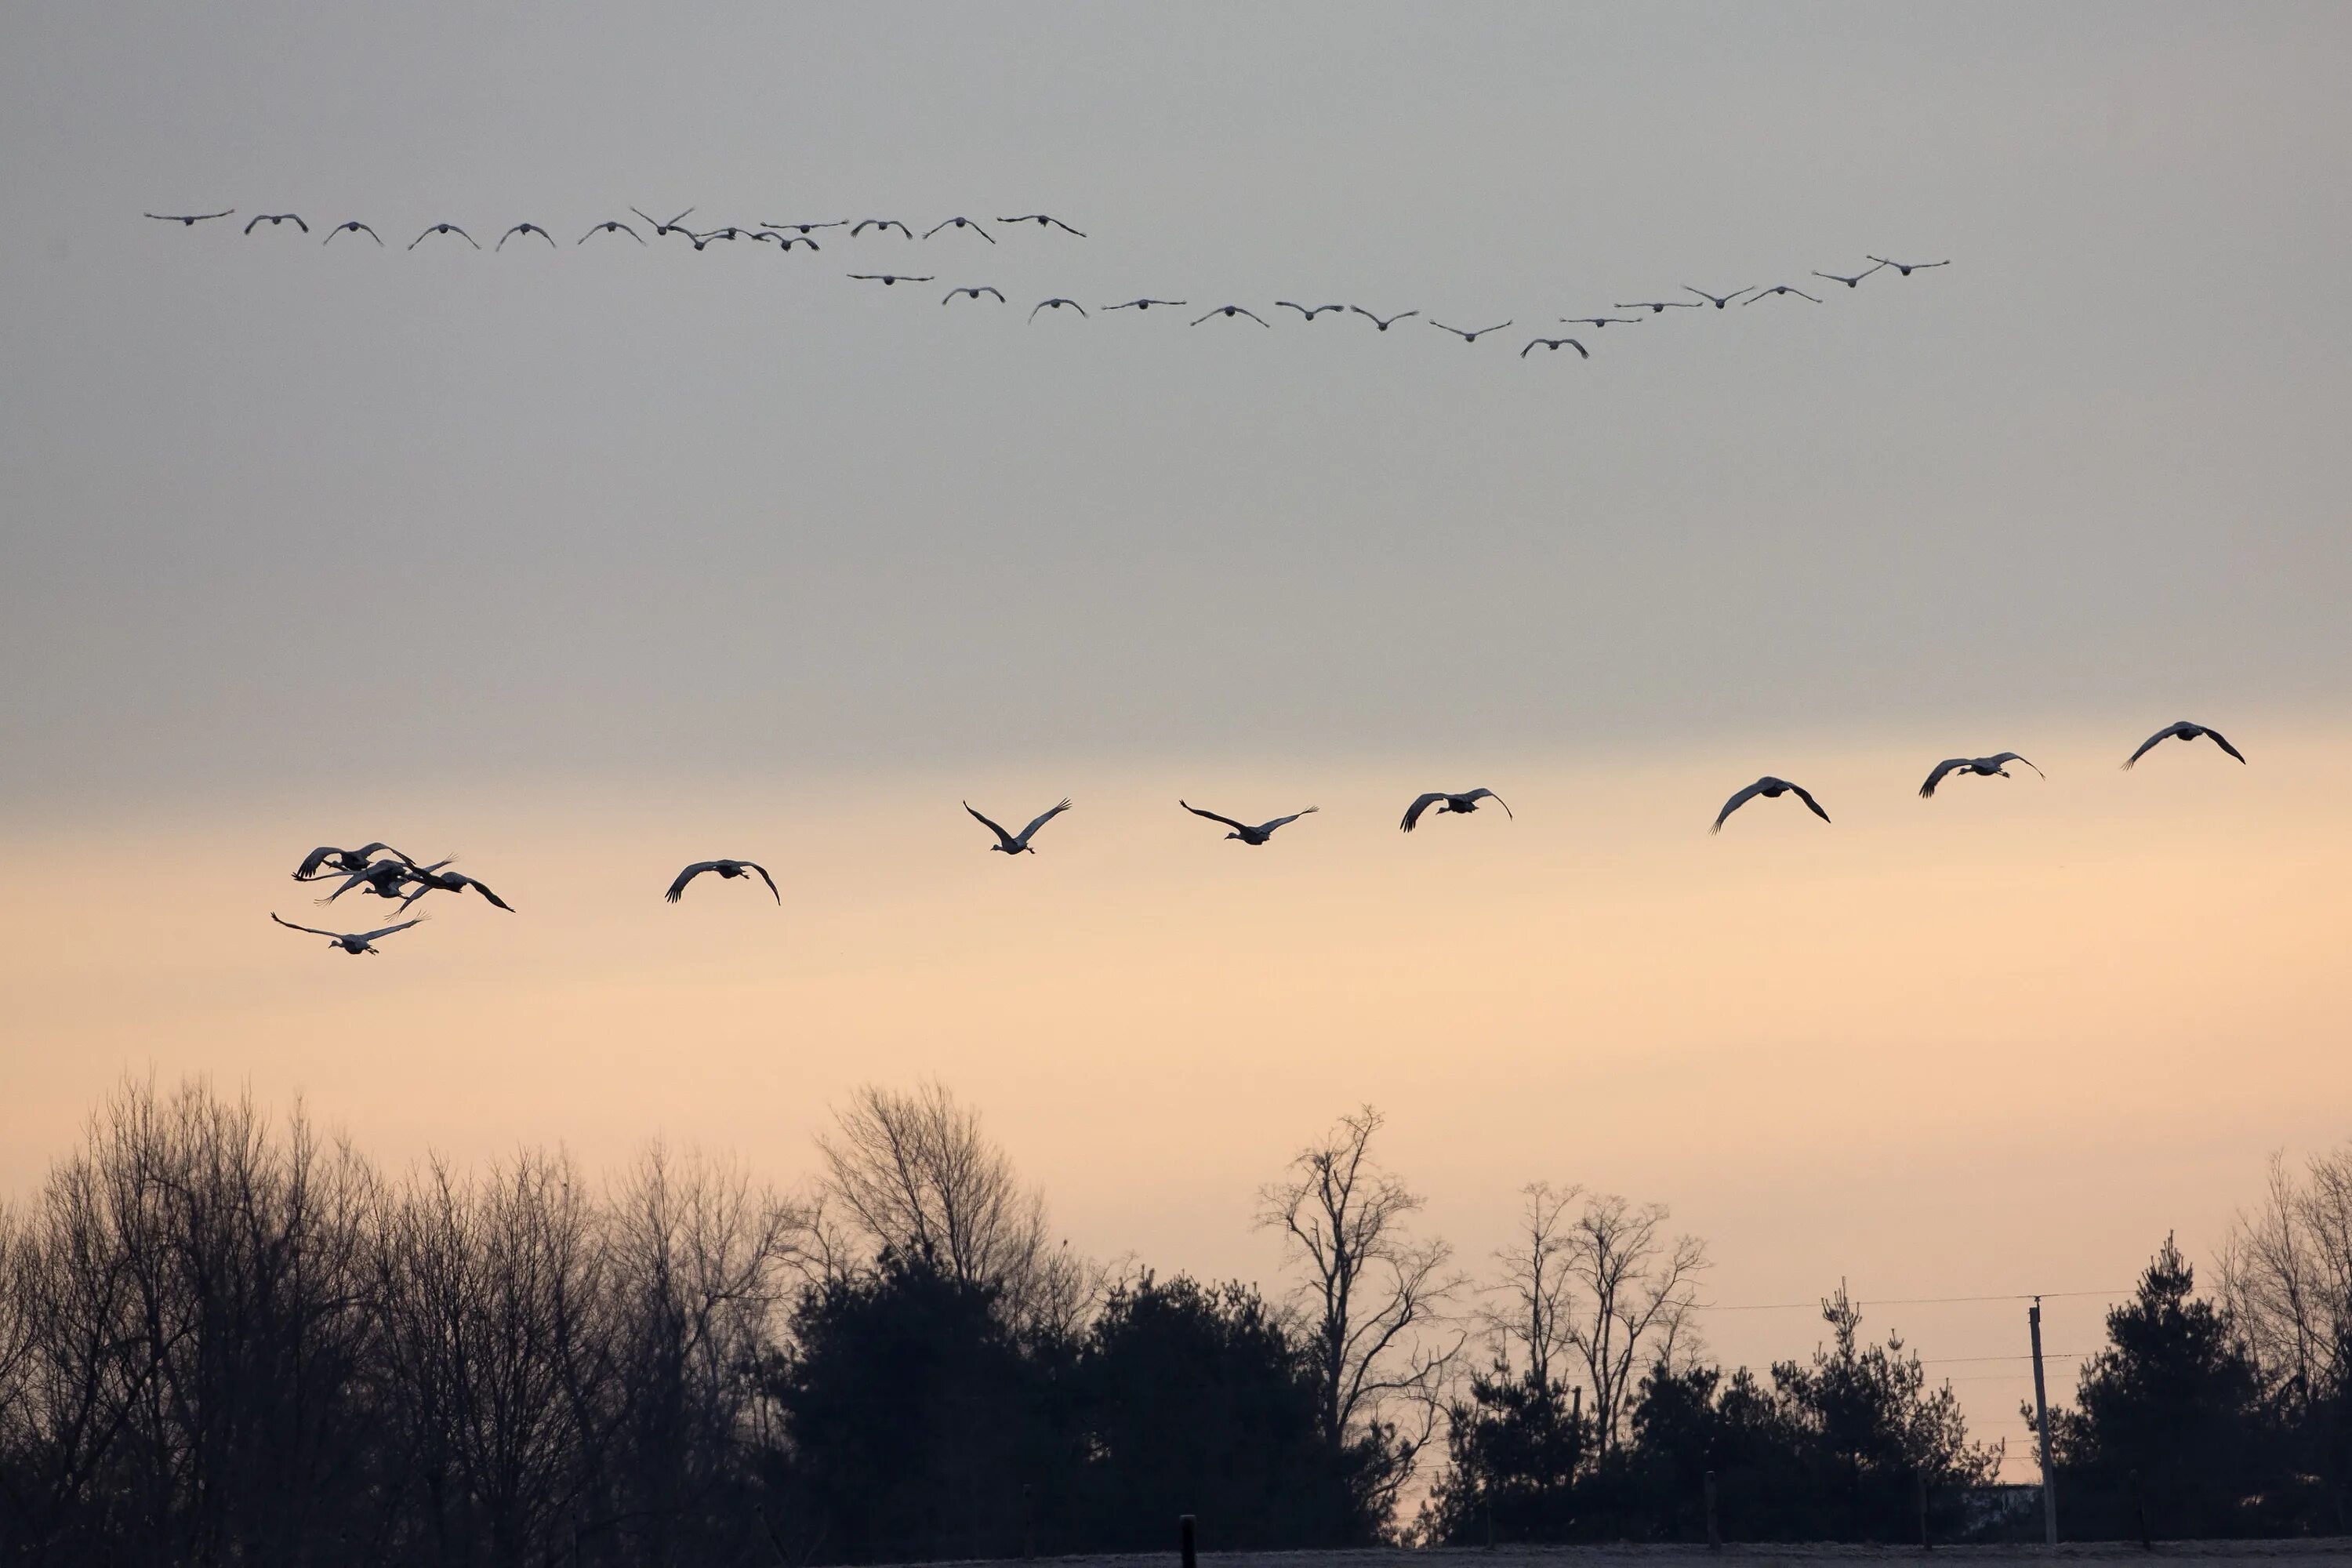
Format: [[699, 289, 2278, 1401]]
[[1399, 789, 1512, 832], [1919, 753, 2043, 798], [1711, 777, 1831, 833], [2122, 721, 2245, 769], [1180, 802, 1317, 846], [964, 799, 1073, 855], [271, 913, 425, 956], [665, 860, 780, 903]]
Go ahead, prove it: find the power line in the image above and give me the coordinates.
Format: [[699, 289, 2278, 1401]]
[[1693, 1289, 2129, 1313], [1921, 1352, 2085, 1364]]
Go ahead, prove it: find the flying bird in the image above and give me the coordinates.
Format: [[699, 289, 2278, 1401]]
[[322, 221, 382, 245], [1812, 264, 1884, 288], [1682, 286, 1755, 309], [579, 220, 644, 244], [942, 285, 1006, 304], [922, 216, 994, 242], [1276, 302, 1345, 320], [321, 858, 451, 904], [242, 212, 307, 234], [1029, 296, 1087, 320], [1867, 255, 1950, 276], [665, 860, 780, 904], [293, 843, 412, 881], [761, 220, 845, 234], [964, 799, 1073, 855], [1400, 789, 1513, 832], [271, 913, 424, 956], [1191, 304, 1271, 327], [850, 273, 935, 286], [1744, 284, 1821, 304], [1179, 801, 1318, 846], [409, 223, 480, 250], [145, 209, 232, 226], [496, 223, 557, 250], [1711, 777, 1831, 834], [1918, 753, 2045, 798], [1104, 298, 1186, 311], [1351, 307, 1418, 331], [632, 206, 698, 239], [1429, 319, 1513, 343], [694, 227, 757, 243], [997, 214, 1087, 236], [1561, 316, 1641, 328], [396, 866, 516, 912], [851, 219, 913, 238], [1521, 336, 1588, 358], [2122, 721, 2246, 769], [767, 233, 820, 251], [1616, 300, 1701, 314]]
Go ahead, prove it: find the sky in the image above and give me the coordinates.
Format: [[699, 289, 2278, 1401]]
[[4, 0, 2350, 1473]]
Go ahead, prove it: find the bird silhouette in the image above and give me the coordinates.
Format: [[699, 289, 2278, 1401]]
[[1919, 753, 2044, 798], [1029, 297, 1087, 320], [997, 214, 1087, 237], [851, 219, 913, 238], [1191, 304, 1272, 327], [272, 912, 424, 956], [1813, 264, 1884, 288], [632, 206, 699, 240], [767, 233, 821, 251], [1105, 298, 1186, 311], [2122, 721, 2245, 769], [1521, 336, 1588, 358], [1744, 284, 1821, 304], [1682, 286, 1754, 309], [942, 285, 1006, 304], [322, 221, 383, 245], [496, 223, 557, 251], [1180, 801, 1318, 846], [395, 866, 516, 912], [579, 220, 644, 245], [850, 273, 935, 286], [1276, 302, 1345, 320], [1617, 300, 1701, 314], [1429, 319, 1512, 343], [293, 844, 412, 882], [1400, 789, 1512, 832], [964, 799, 1073, 855], [1867, 255, 1950, 276], [146, 209, 232, 226], [761, 220, 845, 234], [1351, 307, 1418, 331], [1711, 777, 1831, 833], [242, 213, 307, 234], [922, 216, 994, 242], [321, 858, 452, 905], [665, 860, 779, 903], [409, 223, 480, 250], [1561, 316, 1641, 328]]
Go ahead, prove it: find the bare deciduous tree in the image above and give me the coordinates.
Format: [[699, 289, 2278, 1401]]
[[1483, 1180, 1584, 1387], [2220, 1146, 2352, 1410], [1257, 1105, 1466, 1503], [1553, 1191, 1709, 1454]]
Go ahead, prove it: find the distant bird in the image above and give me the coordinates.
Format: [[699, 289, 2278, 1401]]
[[923, 216, 994, 242], [497, 223, 556, 250], [942, 285, 1006, 304], [1813, 264, 1884, 288], [1180, 801, 1318, 846], [1867, 255, 1949, 276], [632, 206, 698, 239], [1616, 300, 1701, 314], [1561, 316, 1641, 328], [1682, 286, 1755, 310], [998, 214, 1087, 237], [396, 866, 516, 912], [1430, 319, 1513, 343], [1191, 304, 1271, 327], [242, 212, 307, 234], [851, 219, 913, 238], [322, 858, 451, 904], [1105, 298, 1186, 311], [1351, 307, 1418, 331], [271, 912, 424, 956], [665, 859, 780, 904], [1400, 789, 1513, 833], [1918, 753, 2044, 798], [964, 798, 1073, 855], [1711, 777, 1831, 834], [850, 273, 935, 286], [409, 223, 479, 250], [293, 843, 412, 881], [1521, 336, 1588, 358], [322, 221, 383, 245], [146, 209, 232, 226], [2123, 721, 2246, 770], [768, 233, 821, 251], [1276, 302, 1345, 320], [695, 227, 757, 243], [1029, 296, 1087, 320], [579, 220, 644, 244], [761, 220, 845, 234], [1744, 284, 1821, 304]]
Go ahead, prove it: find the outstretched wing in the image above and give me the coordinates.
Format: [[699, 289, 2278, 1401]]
[[1710, 779, 1767, 834], [1465, 788, 1512, 818], [666, 862, 718, 902], [1989, 752, 2046, 779], [1918, 758, 1967, 798], [271, 913, 338, 939], [2202, 728, 2248, 764], [1258, 808, 1319, 836], [743, 862, 782, 902], [356, 918, 426, 943], [1179, 800, 1250, 833], [1788, 782, 1832, 823], [293, 845, 343, 879], [1016, 798, 1073, 845], [1399, 793, 1445, 833], [964, 803, 1018, 850], [457, 875, 515, 912], [2122, 724, 2182, 769]]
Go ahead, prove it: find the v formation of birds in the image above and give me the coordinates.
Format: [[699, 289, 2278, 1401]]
[[143, 203, 1952, 365], [146, 211, 2234, 953]]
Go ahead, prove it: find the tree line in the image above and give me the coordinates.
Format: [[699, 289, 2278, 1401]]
[[0, 1080, 2344, 1566]]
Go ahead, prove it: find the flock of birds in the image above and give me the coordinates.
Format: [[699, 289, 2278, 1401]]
[[143, 204, 1949, 362], [268, 721, 2245, 956]]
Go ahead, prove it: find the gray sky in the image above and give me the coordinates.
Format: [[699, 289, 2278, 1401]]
[[5, 0, 2347, 813]]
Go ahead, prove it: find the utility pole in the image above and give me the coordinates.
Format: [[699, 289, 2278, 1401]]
[[2030, 1297, 2057, 1548]]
